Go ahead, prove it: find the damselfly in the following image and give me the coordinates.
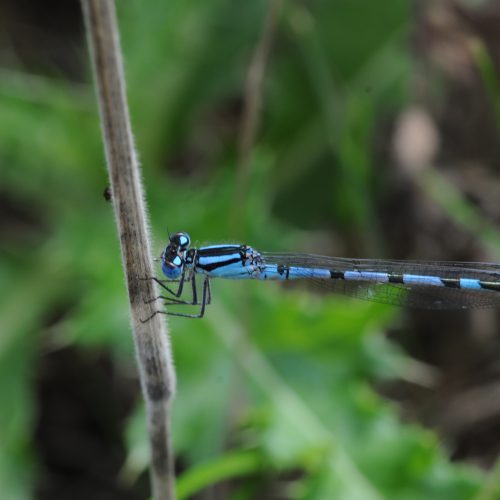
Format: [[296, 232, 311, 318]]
[[146, 232, 500, 319]]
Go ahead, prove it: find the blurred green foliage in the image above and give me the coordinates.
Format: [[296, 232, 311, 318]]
[[1, 0, 497, 499]]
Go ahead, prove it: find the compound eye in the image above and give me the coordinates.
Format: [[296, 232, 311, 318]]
[[171, 231, 190, 250], [162, 256, 183, 279], [178, 233, 190, 250]]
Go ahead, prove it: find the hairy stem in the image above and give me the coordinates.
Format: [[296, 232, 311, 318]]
[[80, 1, 176, 498]]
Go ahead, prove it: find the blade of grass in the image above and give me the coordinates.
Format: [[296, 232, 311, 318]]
[[231, 0, 283, 236], [472, 40, 500, 133], [417, 169, 500, 259], [474, 456, 500, 500], [176, 450, 261, 500], [207, 304, 385, 500]]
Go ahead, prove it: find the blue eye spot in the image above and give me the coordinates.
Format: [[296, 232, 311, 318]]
[[179, 234, 190, 248], [162, 261, 182, 279]]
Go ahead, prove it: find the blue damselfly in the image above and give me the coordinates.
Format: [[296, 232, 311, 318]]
[[147, 232, 500, 319]]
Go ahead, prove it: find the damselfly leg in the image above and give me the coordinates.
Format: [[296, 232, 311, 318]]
[[141, 272, 212, 321], [149, 269, 187, 300]]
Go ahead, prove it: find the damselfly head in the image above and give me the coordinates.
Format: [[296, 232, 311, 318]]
[[158, 232, 191, 279]]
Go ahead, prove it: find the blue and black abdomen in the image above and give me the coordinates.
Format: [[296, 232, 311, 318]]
[[257, 254, 500, 310]]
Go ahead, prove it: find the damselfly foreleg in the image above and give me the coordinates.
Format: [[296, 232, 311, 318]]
[[145, 269, 207, 306], [149, 271, 187, 298], [141, 275, 210, 321]]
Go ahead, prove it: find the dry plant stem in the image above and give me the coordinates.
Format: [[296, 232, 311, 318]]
[[80, 1, 176, 499], [231, 0, 283, 234]]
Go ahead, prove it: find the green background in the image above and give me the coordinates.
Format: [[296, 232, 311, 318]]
[[1, 0, 500, 498]]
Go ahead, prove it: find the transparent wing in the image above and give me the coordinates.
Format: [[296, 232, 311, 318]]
[[261, 253, 500, 310]]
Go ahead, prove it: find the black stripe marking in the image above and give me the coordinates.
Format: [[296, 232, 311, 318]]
[[198, 257, 242, 272], [388, 274, 404, 284], [277, 264, 290, 279], [330, 270, 344, 280], [441, 278, 460, 288], [479, 281, 500, 292], [198, 246, 242, 257]]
